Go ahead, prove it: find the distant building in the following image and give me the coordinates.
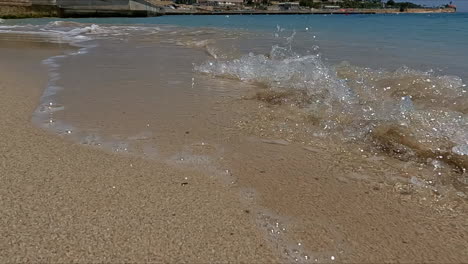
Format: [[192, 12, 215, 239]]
[[311, 0, 342, 3], [198, 0, 243, 5], [311, 0, 342, 2], [323, 5, 340, 8], [278, 2, 299, 10]]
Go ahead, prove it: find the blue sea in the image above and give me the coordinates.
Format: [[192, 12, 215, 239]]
[[4, 12, 468, 79], [148, 13, 468, 79]]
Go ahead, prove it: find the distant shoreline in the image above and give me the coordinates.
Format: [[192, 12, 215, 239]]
[[0, 4, 456, 19], [162, 8, 456, 16]]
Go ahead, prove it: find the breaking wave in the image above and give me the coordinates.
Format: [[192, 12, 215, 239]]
[[0, 21, 162, 45], [196, 45, 468, 174]]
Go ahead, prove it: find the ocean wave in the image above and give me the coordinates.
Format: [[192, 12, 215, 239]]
[[46, 21, 83, 27], [39, 23, 111, 42], [0, 25, 25, 29], [1, 21, 161, 46], [196, 46, 468, 172], [196, 45, 353, 106]]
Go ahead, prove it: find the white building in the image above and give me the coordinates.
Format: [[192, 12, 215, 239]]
[[198, 0, 243, 5]]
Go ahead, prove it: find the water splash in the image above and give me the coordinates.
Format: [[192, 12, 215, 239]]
[[195, 45, 468, 175]]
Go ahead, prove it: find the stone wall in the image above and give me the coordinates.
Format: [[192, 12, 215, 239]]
[[130, 0, 160, 12], [0, 0, 31, 6], [1, 0, 166, 18], [55, 0, 130, 10], [32, 0, 57, 5], [55, 0, 162, 17], [0, 4, 58, 18]]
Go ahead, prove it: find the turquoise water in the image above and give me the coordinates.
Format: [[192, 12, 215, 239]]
[[6, 13, 468, 78]]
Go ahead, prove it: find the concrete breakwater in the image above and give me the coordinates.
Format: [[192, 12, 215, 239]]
[[0, 0, 457, 19], [0, 4, 58, 18], [0, 0, 162, 18]]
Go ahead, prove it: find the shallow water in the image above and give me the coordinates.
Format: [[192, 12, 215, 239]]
[[1, 14, 467, 262]]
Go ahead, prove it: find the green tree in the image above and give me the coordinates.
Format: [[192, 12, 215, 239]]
[[399, 2, 409, 11], [299, 0, 321, 9], [386, 0, 395, 6]]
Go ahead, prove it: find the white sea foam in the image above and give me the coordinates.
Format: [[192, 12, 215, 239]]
[[0, 25, 24, 29], [65, 24, 106, 36], [29, 23, 102, 141], [196, 44, 468, 168], [196, 45, 354, 108], [0, 22, 155, 45], [453, 145, 468, 156]]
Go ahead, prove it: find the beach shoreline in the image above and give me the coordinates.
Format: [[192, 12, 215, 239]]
[[1, 31, 468, 262], [0, 44, 280, 263]]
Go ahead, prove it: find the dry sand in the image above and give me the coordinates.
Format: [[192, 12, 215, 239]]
[[1, 43, 468, 263]]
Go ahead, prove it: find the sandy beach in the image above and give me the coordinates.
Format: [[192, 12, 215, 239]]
[[0, 45, 279, 262], [1, 22, 468, 263]]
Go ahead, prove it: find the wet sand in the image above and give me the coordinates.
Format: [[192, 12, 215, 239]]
[[0, 46, 278, 262], [1, 41, 468, 263]]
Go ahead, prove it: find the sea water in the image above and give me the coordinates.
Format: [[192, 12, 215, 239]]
[[1, 13, 467, 179], [1, 13, 466, 179], [5, 13, 468, 78]]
